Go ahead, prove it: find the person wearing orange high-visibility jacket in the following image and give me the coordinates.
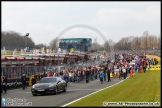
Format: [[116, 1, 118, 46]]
[[140, 65, 143, 73], [130, 67, 134, 77]]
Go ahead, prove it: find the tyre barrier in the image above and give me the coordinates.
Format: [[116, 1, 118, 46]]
[[156, 58, 160, 61], [6, 77, 29, 90], [148, 65, 161, 70]]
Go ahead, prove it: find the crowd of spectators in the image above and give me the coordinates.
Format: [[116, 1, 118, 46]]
[[31, 52, 157, 85]]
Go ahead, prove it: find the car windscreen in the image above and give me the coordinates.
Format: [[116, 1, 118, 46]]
[[38, 78, 57, 83]]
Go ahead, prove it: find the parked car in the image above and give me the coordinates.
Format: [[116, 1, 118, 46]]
[[31, 77, 67, 96]]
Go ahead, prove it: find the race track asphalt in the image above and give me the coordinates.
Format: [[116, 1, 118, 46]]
[[2, 77, 126, 107]]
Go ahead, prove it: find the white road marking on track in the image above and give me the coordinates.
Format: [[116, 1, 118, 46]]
[[62, 77, 130, 107]]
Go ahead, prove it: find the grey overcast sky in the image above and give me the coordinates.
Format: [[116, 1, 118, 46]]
[[2, 1, 160, 45]]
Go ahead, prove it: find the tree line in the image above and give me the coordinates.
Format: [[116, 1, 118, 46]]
[[1, 30, 161, 51], [113, 31, 161, 51], [1, 31, 48, 50], [94, 31, 161, 52]]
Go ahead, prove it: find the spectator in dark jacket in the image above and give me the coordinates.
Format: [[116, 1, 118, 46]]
[[21, 74, 27, 90], [31, 78, 36, 86], [106, 66, 111, 82], [86, 69, 90, 83], [2, 75, 8, 94]]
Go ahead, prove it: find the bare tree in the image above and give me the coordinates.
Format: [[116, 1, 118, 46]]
[[126, 36, 134, 50], [142, 31, 149, 50], [114, 41, 122, 50], [147, 35, 152, 49], [103, 40, 110, 52], [103, 39, 115, 53], [98, 45, 104, 51], [153, 35, 158, 49], [136, 36, 141, 50], [2, 31, 35, 50], [157, 34, 161, 49], [140, 36, 146, 50], [90, 38, 100, 52], [131, 36, 138, 50], [49, 37, 59, 51], [35, 43, 48, 49], [119, 37, 132, 50]]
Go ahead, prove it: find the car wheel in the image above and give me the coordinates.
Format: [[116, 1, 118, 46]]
[[32, 94, 37, 96], [54, 86, 58, 95], [63, 85, 67, 92]]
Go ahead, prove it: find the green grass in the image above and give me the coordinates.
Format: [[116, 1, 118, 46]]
[[67, 70, 161, 107]]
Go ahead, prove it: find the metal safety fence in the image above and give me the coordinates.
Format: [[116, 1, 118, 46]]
[[1, 58, 107, 79]]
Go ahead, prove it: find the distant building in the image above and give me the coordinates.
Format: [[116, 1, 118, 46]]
[[59, 38, 92, 52]]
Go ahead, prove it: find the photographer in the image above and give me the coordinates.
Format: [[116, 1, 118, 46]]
[[2, 75, 8, 94]]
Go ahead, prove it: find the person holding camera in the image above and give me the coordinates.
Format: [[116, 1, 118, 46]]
[[2, 75, 8, 94]]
